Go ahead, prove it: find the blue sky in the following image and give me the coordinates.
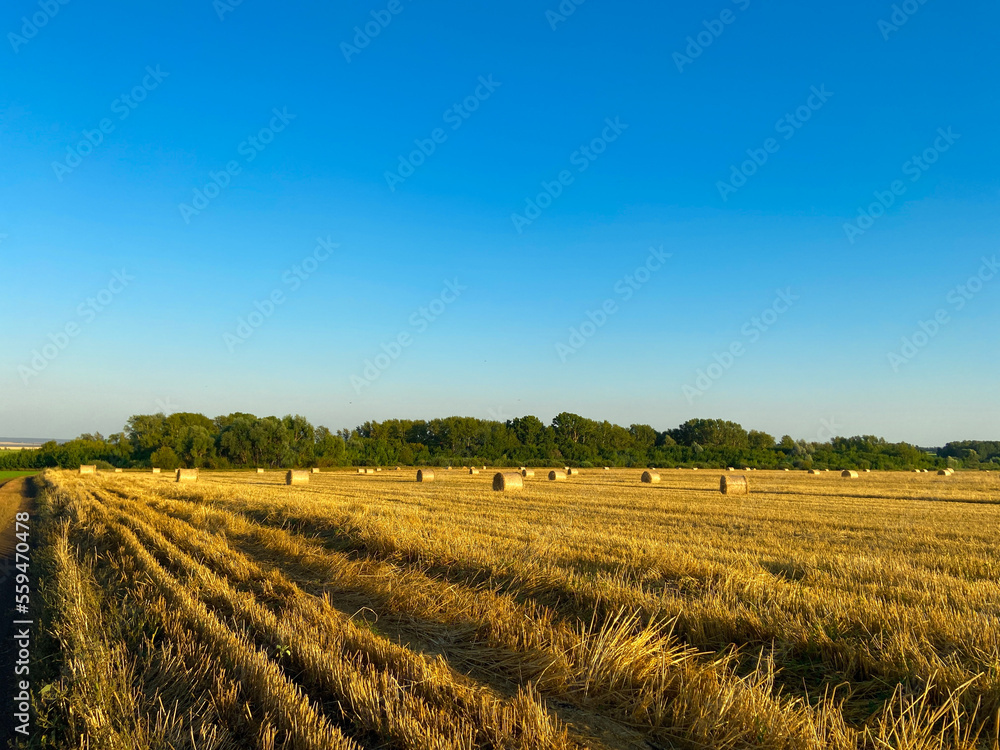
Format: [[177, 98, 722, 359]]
[[1, 0, 997, 444]]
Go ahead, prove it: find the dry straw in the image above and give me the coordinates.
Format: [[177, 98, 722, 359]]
[[176, 469, 198, 483], [842, 470, 860, 479], [79, 465, 96, 475], [417, 469, 434, 483], [548, 470, 567, 481], [521, 469, 535, 478], [492, 472, 523, 491], [641, 471, 661, 484], [286, 470, 309, 485], [721, 475, 749, 495]]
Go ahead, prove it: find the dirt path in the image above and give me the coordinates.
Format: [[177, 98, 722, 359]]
[[0, 478, 35, 748]]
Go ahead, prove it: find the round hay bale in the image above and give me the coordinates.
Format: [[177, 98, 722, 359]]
[[603, 467, 610, 471], [176, 469, 198, 483], [286, 470, 309, 485], [417, 469, 434, 483], [357, 468, 366, 474], [783, 468, 791, 472], [447, 466, 453, 470], [864, 469, 871, 473], [567, 468, 580, 476], [152, 468, 161, 474], [79, 465, 96, 475], [395, 466, 401, 471], [256, 468, 265, 474], [521, 469, 535, 478], [365, 468, 375, 474], [311, 468, 321, 474], [727, 467, 735, 471], [493, 472, 523, 491], [641, 471, 660, 484], [809, 469, 823, 475], [375, 467, 382, 472], [842, 470, 860, 479], [469, 468, 479, 475], [548, 470, 567, 481], [564, 466, 570, 471], [720, 475, 749, 495], [692, 467, 699, 471], [938, 469, 955, 476], [114, 468, 123, 473]]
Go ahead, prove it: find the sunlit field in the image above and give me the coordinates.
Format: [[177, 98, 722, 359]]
[[31, 467, 1000, 749]]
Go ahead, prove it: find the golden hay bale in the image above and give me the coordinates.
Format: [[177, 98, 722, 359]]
[[365, 469, 376, 474], [447, 466, 453, 470], [79, 465, 96, 475], [548, 470, 567, 481], [567, 468, 580, 476], [357, 468, 366, 474], [809, 469, 823, 475], [493, 472, 523, 491], [176, 469, 198, 483], [256, 468, 265, 474], [842, 470, 860, 479], [286, 470, 309, 485], [417, 469, 434, 483], [152, 468, 161, 474], [641, 471, 660, 484], [603, 467, 610, 471], [938, 469, 955, 476], [395, 467, 401, 471], [692, 467, 699, 471], [375, 467, 382, 472], [864, 469, 871, 473], [783, 468, 791, 472], [522, 469, 535, 478], [469, 468, 479, 475], [720, 474, 749, 495], [727, 467, 735, 471], [311, 468, 321, 474]]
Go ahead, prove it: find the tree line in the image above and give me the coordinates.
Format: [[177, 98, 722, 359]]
[[1, 412, 996, 473]]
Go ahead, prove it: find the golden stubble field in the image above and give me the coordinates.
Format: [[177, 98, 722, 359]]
[[29, 467, 1000, 749]]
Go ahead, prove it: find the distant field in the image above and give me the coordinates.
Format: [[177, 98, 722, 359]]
[[30, 468, 1000, 749], [0, 470, 38, 481]]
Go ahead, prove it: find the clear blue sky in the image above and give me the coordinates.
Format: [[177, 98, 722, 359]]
[[1, 0, 997, 445]]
